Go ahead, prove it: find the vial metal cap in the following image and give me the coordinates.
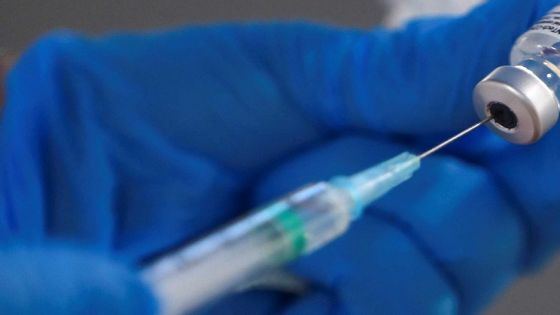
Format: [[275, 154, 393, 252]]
[[473, 65, 559, 144]]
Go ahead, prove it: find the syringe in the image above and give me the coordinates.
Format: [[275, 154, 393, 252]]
[[143, 117, 492, 315]]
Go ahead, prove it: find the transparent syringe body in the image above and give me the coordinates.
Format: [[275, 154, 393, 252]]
[[143, 153, 420, 315], [143, 182, 354, 315], [510, 5, 560, 101]]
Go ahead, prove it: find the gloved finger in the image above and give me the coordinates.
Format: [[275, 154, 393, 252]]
[[190, 215, 453, 315], [443, 0, 560, 270], [236, 0, 557, 136], [0, 245, 157, 315], [2, 37, 245, 261], [2, 27, 322, 258], [199, 287, 335, 315], [197, 290, 297, 315], [4, 29, 325, 178], [6, 0, 554, 180], [478, 124, 560, 270], [286, 216, 458, 315], [281, 289, 336, 315], [252, 135, 527, 314]]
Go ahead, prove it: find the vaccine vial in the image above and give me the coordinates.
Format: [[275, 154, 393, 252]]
[[474, 6, 560, 144]]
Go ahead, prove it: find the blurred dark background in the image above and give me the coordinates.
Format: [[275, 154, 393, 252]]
[[1, 0, 559, 314], [1, 0, 385, 49]]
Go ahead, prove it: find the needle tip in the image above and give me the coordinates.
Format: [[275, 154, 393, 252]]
[[418, 116, 493, 159]]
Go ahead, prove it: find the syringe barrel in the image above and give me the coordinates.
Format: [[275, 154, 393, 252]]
[[143, 182, 354, 315]]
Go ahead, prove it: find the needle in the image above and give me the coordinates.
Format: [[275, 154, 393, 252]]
[[418, 116, 493, 159]]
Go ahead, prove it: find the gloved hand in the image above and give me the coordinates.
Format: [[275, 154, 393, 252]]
[[2, 0, 560, 314], [0, 246, 156, 314]]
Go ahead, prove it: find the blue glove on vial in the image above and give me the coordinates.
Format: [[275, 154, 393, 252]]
[[2, 0, 560, 314]]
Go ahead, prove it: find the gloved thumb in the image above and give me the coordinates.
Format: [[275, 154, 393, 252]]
[[236, 0, 554, 136], [0, 245, 157, 315]]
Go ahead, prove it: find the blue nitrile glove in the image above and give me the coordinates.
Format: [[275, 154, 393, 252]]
[[0, 246, 156, 314], [2, 0, 560, 314]]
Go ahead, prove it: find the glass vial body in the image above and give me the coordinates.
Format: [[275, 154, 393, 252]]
[[473, 6, 560, 144], [511, 6, 560, 101]]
